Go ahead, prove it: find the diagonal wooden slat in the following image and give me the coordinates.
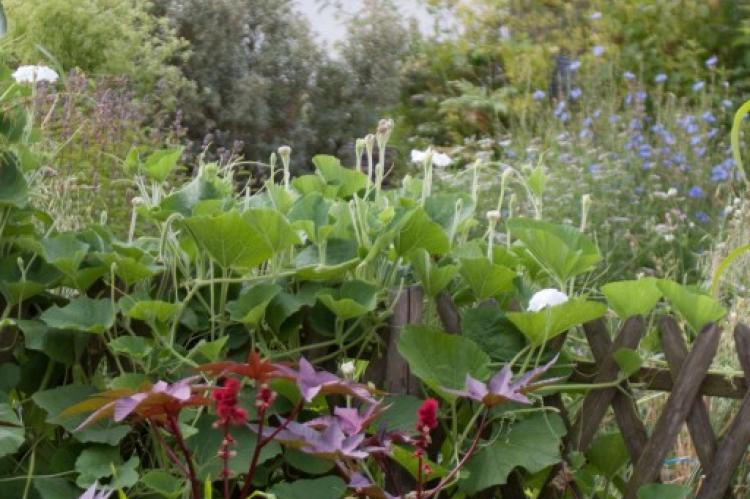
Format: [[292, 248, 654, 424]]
[[585, 318, 649, 462], [625, 323, 721, 498], [696, 324, 750, 499], [571, 316, 646, 452], [659, 316, 717, 470]]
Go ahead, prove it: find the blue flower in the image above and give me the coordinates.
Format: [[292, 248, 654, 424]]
[[582, 117, 593, 128], [590, 11, 602, 20], [588, 163, 602, 174], [655, 73, 668, 84], [558, 112, 570, 123], [695, 211, 709, 223], [711, 165, 730, 182], [690, 135, 702, 146], [705, 55, 718, 68], [642, 161, 654, 171], [722, 99, 733, 109], [688, 186, 704, 199], [592, 45, 605, 57], [532, 89, 546, 100], [569, 87, 582, 100], [609, 114, 621, 124], [623, 71, 636, 81], [638, 144, 652, 159], [694, 147, 706, 158], [635, 186, 644, 195], [636, 90, 647, 102], [692, 81, 705, 92], [702, 111, 716, 124], [569, 60, 582, 72], [579, 128, 593, 140]]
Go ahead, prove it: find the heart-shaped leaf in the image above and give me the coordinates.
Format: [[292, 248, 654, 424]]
[[602, 278, 662, 319], [507, 298, 607, 346], [227, 284, 282, 326], [317, 280, 379, 320], [657, 279, 726, 332], [459, 257, 516, 301], [41, 297, 115, 334]]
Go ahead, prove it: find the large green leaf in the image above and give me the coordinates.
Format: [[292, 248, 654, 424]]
[[587, 432, 629, 478], [638, 484, 691, 499], [19, 320, 91, 366], [40, 297, 115, 334], [398, 325, 490, 399], [0, 152, 27, 208], [462, 305, 526, 361], [120, 298, 179, 323], [424, 192, 475, 234], [602, 278, 662, 319], [507, 298, 607, 346], [143, 148, 183, 182], [191, 414, 280, 481], [32, 385, 129, 445], [394, 208, 450, 256], [269, 476, 347, 499], [41, 233, 89, 276], [0, 400, 24, 459], [227, 284, 281, 326], [657, 280, 726, 332], [410, 249, 458, 297], [461, 413, 566, 494], [142, 471, 183, 498], [185, 209, 296, 269], [317, 280, 379, 320], [158, 173, 232, 217], [459, 257, 516, 301], [75, 445, 139, 489], [507, 218, 601, 283], [0, 256, 61, 305], [312, 155, 367, 198]]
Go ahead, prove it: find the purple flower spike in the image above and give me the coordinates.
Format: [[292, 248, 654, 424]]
[[444, 356, 560, 408]]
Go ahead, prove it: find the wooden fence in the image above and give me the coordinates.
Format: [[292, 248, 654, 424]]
[[370, 285, 750, 499]]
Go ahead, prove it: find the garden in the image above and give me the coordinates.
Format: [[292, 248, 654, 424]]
[[2, 1, 750, 498]]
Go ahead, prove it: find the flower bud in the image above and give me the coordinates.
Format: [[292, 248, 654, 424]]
[[376, 118, 394, 148], [277, 145, 291, 163], [486, 210, 501, 223]]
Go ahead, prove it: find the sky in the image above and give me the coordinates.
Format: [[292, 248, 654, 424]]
[[294, 0, 433, 52]]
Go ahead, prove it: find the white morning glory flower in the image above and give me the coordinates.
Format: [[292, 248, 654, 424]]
[[528, 289, 569, 312], [12, 65, 59, 84]]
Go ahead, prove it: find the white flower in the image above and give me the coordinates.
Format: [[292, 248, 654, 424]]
[[411, 149, 428, 164], [340, 360, 356, 378], [432, 152, 452, 167], [486, 210, 501, 223], [12, 65, 59, 84], [528, 289, 569, 312]]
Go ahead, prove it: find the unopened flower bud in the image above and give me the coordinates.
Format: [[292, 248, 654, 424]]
[[355, 138, 366, 161], [277, 145, 291, 163], [486, 210, 501, 223], [340, 360, 356, 378], [131, 196, 144, 206], [376, 118, 394, 147]]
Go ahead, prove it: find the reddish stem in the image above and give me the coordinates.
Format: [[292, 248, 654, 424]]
[[150, 419, 190, 478], [167, 414, 201, 499], [220, 424, 231, 499], [416, 451, 424, 499], [239, 400, 304, 499], [423, 410, 490, 499]]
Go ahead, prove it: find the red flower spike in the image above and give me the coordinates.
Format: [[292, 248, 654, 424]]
[[417, 398, 439, 432], [212, 378, 247, 426]]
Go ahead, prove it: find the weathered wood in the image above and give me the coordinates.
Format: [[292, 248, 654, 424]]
[[660, 316, 717, 470], [383, 286, 423, 395], [696, 324, 750, 499], [435, 291, 461, 334], [569, 363, 748, 399], [570, 316, 645, 452], [625, 324, 721, 498]]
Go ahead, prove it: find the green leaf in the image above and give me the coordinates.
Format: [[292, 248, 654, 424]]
[[158, 174, 231, 217], [121, 298, 179, 323], [657, 280, 726, 332], [398, 325, 490, 400], [587, 432, 629, 478], [108, 336, 153, 359], [292, 174, 326, 195], [409, 249, 458, 297], [313, 155, 367, 198], [33, 478, 80, 499], [41, 233, 89, 276], [0, 400, 24, 459], [317, 280, 379, 320], [143, 148, 183, 182], [227, 284, 282, 326], [613, 348, 643, 377], [423, 192, 475, 234], [191, 414, 280, 481], [242, 208, 301, 254], [284, 448, 334, 475], [638, 484, 692, 499], [269, 476, 347, 499], [0, 256, 61, 305], [75, 445, 139, 489], [33, 385, 129, 445], [188, 336, 228, 363], [507, 218, 601, 283], [462, 305, 526, 361], [0, 151, 27, 208], [459, 257, 516, 301], [461, 413, 566, 494], [142, 470, 183, 498], [602, 278, 662, 319], [394, 208, 450, 256], [40, 297, 115, 334], [390, 445, 447, 481], [19, 320, 90, 366], [185, 210, 280, 269], [507, 298, 607, 346]]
